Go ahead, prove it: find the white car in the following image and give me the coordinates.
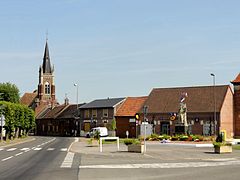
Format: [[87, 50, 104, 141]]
[[86, 127, 108, 138]]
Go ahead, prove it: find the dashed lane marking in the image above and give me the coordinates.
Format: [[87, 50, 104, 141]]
[[1, 156, 13, 162], [47, 148, 55, 151], [79, 160, 240, 169], [0, 148, 4, 151], [15, 152, 23, 156], [20, 148, 30, 151], [7, 148, 17, 152], [61, 152, 75, 168], [61, 148, 68, 152], [33, 147, 42, 151]]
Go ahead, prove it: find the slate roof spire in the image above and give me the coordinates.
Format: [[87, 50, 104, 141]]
[[42, 40, 52, 73]]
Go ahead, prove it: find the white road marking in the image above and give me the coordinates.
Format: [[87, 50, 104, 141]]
[[20, 148, 30, 151], [24, 149, 31, 152], [203, 158, 237, 162], [2, 156, 13, 162], [60, 148, 68, 152], [0, 148, 4, 151], [47, 148, 55, 151], [7, 148, 17, 152], [79, 160, 240, 169], [61, 152, 75, 168], [33, 147, 42, 151], [15, 152, 23, 156]]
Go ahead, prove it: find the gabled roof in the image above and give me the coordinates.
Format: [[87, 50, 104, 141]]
[[116, 97, 148, 117], [39, 104, 68, 119], [144, 85, 230, 113], [20, 92, 38, 107], [37, 103, 85, 119], [58, 103, 85, 119], [231, 73, 240, 84], [80, 98, 125, 109]]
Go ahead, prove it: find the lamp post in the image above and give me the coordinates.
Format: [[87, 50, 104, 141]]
[[210, 73, 217, 136], [74, 83, 80, 136], [143, 105, 148, 153]]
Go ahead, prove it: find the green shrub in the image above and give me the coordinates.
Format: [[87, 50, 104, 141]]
[[179, 135, 189, 141], [213, 142, 232, 148], [148, 134, 160, 141], [123, 139, 140, 146], [171, 136, 179, 141]]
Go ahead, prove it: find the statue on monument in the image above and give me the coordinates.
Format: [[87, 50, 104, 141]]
[[179, 92, 188, 127]]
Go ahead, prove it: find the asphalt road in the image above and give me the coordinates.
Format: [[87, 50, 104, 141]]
[[0, 136, 81, 180], [1, 137, 240, 180]]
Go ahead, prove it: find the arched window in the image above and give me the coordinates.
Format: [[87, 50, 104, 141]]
[[45, 82, 51, 94]]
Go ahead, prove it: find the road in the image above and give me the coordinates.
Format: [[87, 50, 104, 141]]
[[1, 137, 240, 180], [0, 136, 81, 180]]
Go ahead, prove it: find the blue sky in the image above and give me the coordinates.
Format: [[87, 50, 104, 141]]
[[0, 0, 240, 103]]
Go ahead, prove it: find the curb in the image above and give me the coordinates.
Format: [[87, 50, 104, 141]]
[[0, 137, 36, 148]]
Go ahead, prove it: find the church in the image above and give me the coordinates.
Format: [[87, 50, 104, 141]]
[[20, 40, 81, 136], [20, 40, 57, 115]]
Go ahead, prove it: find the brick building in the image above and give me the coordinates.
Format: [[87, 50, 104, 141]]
[[140, 85, 234, 138], [115, 96, 147, 138], [79, 98, 125, 132]]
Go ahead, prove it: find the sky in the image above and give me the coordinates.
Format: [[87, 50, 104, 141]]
[[0, 0, 240, 104]]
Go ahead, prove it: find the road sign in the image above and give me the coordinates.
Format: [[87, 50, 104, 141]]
[[0, 115, 5, 126]]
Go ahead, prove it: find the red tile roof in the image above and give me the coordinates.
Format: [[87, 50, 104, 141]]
[[231, 73, 240, 84], [116, 96, 148, 116], [20, 93, 37, 107], [144, 85, 230, 113]]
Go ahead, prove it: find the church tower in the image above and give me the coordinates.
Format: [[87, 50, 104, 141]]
[[231, 73, 240, 136], [37, 40, 56, 104]]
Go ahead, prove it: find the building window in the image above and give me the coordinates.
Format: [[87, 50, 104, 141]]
[[84, 110, 90, 118], [92, 109, 97, 118], [103, 109, 108, 117], [45, 82, 51, 94]]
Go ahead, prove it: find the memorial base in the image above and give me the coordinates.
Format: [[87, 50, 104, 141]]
[[175, 123, 188, 134]]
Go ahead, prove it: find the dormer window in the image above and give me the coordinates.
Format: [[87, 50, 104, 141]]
[[45, 82, 51, 94]]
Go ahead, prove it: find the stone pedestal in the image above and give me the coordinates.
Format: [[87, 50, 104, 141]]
[[175, 123, 188, 134]]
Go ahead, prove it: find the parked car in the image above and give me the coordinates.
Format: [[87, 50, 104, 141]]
[[86, 127, 108, 138]]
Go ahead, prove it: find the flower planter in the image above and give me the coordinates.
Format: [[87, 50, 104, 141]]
[[128, 144, 144, 153], [214, 145, 232, 154]]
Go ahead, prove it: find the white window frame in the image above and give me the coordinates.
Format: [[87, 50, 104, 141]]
[[92, 109, 97, 118], [103, 109, 108, 117], [44, 82, 51, 94], [85, 109, 90, 118]]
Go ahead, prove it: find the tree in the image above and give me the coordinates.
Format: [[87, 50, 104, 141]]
[[0, 82, 20, 103]]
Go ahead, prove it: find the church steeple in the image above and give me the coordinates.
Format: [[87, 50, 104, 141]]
[[37, 39, 56, 104], [42, 40, 53, 73]]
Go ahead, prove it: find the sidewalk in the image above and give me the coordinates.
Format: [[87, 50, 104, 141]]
[[70, 138, 240, 161]]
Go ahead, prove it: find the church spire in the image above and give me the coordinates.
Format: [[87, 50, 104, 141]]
[[42, 40, 52, 73]]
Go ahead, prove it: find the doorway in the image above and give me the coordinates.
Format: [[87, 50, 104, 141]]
[[161, 122, 170, 135]]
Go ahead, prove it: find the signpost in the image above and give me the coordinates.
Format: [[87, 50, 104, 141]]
[[0, 106, 5, 142]]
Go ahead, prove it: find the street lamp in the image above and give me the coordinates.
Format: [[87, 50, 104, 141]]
[[143, 105, 148, 153], [210, 73, 217, 136], [74, 83, 80, 136]]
